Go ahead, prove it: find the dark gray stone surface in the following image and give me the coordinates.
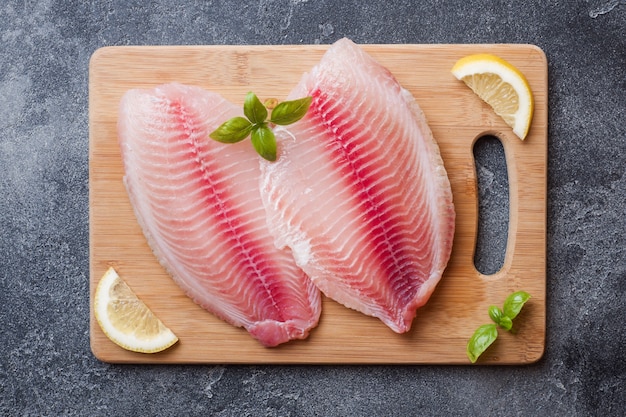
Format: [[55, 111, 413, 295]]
[[1, 1, 624, 415]]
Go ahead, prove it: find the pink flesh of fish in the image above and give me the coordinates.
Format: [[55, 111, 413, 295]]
[[118, 83, 321, 347], [260, 38, 456, 333]]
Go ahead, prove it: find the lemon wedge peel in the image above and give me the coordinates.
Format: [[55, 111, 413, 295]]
[[452, 53, 534, 140], [94, 267, 178, 354]]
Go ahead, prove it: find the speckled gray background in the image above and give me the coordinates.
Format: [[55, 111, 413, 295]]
[[1, 1, 624, 416]]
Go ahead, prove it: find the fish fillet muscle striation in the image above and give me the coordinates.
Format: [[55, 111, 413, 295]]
[[118, 83, 322, 347], [260, 39, 456, 333]]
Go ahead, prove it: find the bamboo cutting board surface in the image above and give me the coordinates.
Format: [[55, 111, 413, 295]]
[[89, 43, 547, 364]]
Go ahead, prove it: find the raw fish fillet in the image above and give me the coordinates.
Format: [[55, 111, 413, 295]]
[[260, 39, 455, 333], [118, 83, 321, 347]]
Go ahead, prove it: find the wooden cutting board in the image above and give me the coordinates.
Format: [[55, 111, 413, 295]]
[[89, 43, 547, 364]]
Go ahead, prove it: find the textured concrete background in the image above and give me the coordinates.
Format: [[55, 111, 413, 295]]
[[1, 1, 625, 415]]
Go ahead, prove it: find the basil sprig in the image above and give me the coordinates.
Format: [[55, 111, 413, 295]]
[[209, 92, 312, 161], [467, 291, 531, 363]]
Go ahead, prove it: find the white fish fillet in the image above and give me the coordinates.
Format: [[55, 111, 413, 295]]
[[260, 39, 456, 333], [118, 83, 321, 347]]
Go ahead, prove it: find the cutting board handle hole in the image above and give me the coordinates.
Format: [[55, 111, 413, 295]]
[[473, 135, 510, 275]]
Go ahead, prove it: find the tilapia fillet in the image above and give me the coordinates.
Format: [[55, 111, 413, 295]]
[[260, 38, 456, 333], [118, 83, 321, 347]]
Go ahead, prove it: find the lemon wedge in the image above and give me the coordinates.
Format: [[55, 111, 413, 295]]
[[94, 267, 178, 353], [452, 53, 534, 140]]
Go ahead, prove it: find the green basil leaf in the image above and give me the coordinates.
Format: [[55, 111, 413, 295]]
[[466, 324, 498, 363], [244, 92, 268, 125], [503, 291, 531, 320], [499, 315, 513, 331], [270, 96, 312, 126], [488, 305, 513, 331], [488, 305, 503, 323], [251, 124, 277, 161], [209, 117, 253, 143]]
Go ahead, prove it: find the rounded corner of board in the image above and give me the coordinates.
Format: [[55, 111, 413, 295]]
[[90, 338, 116, 364], [525, 44, 548, 65], [89, 46, 118, 66]]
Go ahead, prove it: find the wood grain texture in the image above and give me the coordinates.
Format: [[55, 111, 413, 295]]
[[88, 43, 547, 364]]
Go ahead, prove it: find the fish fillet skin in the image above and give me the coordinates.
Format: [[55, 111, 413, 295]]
[[260, 38, 456, 333], [118, 83, 321, 347]]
